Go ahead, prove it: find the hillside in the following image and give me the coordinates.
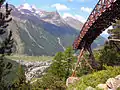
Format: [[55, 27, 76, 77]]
[[64, 17, 83, 31], [67, 66, 120, 90], [4, 4, 106, 56]]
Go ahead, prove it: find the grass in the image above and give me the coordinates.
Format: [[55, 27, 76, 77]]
[[6, 54, 53, 61], [67, 66, 120, 90]]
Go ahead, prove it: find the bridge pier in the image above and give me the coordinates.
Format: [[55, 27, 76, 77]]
[[87, 46, 99, 69]]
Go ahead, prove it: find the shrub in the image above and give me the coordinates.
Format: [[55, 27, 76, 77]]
[[67, 66, 120, 90]]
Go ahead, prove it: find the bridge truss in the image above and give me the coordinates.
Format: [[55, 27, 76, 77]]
[[71, 0, 120, 75]]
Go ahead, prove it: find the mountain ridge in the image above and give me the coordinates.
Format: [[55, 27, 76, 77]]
[[5, 3, 106, 56]]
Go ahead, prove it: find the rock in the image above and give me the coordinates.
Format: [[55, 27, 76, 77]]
[[96, 75, 120, 90], [115, 75, 120, 80], [106, 77, 120, 90], [85, 86, 95, 90], [97, 84, 108, 90], [66, 76, 80, 87], [15, 60, 52, 81]]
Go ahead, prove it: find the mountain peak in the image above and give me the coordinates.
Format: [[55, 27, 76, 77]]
[[18, 3, 37, 11], [64, 16, 83, 30], [18, 3, 31, 10]]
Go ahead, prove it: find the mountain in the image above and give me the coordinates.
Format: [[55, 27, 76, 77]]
[[63, 16, 106, 49], [64, 17, 83, 30], [4, 4, 106, 56]]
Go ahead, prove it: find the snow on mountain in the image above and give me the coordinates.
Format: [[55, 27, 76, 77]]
[[6, 4, 106, 56], [18, 3, 34, 11], [17, 3, 49, 17], [64, 17, 83, 30], [17, 3, 40, 17], [17, 3, 68, 26], [40, 11, 68, 26]]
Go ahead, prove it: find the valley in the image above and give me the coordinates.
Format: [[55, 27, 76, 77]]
[[0, 1, 119, 90], [6, 3, 106, 56]]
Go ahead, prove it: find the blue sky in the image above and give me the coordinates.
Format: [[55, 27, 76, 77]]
[[6, 0, 98, 23], [6, 0, 110, 37]]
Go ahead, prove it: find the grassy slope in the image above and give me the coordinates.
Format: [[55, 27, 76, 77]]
[[67, 66, 120, 90], [6, 55, 53, 61]]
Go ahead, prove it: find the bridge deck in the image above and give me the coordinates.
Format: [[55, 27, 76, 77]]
[[73, 0, 120, 50]]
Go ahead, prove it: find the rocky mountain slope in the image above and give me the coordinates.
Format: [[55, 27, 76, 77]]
[[4, 4, 106, 56], [64, 17, 83, 31]]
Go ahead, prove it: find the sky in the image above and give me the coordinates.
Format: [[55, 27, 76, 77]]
[[5, 0, 110, 37], [6, 0, 98, 23]]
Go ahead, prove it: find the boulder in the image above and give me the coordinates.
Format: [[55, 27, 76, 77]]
[[106, 77, 120, 90], [66, 76, 80, 87], [85, 86, 95, 90], [97, 84, 108, 90]]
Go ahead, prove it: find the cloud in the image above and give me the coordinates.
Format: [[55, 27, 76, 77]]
[[76, 0, 87, 2], [100, 26, 113, 38], [67, 0, 73, 2], [62, 13, 86, 23], [31, 4, 37, 9], [80, 0, 85, 1], [51, 3, 70, 11], [103, 26, 113, 34], [21, 3, 32, 10], [80, 7, 92, 13]]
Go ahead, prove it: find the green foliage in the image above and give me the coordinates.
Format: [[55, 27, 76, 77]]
[[67, 66, 120, 90], [0, 1, 14, 89], [49, 47, 76, 81], [93, 21, 120, 67], [11, 65, 31, 89], [49, 52, 66, 81], [76, 52, 94, 77], [33, 47, 76, 90], [98, 44, 120, 66], [7, 55, 53, 61], [33, 73, 66, 90]]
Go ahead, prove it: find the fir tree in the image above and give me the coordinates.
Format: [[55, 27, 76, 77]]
[[34, 47, 76, 90], [0, 0, 14, 89], [11, 65, 31, 90], [98, 20, 120, 67]]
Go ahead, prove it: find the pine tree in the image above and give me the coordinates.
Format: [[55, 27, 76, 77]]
[[35, 47, 76, 90], [49, 47, 75, 81], [64, 47, 75, 80], [0, 0, 14, 89], [108, 20, 120, 49], [98, 20, 120, 67], [11, 65, 31, 90]]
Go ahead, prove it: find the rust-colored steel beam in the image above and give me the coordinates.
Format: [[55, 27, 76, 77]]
[[73, 0, 120, 50]]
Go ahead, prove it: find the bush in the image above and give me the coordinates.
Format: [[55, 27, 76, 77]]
[[67, 66, 120, 90], [33, 74, 66, 90], [32, 47, 76, 90], [99, 44, 120, 66]]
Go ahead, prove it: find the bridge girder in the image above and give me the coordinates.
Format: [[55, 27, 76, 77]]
[[73, 0, 120, 50]]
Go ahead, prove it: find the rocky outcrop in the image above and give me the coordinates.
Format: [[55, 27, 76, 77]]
[[66, 76, 80, 87], [85, 75, 120, 90], [97, 75, 120, 90], [15, 60, 52, 81]]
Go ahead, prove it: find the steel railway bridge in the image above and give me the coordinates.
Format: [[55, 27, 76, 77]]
[[72, 0, 120, 75]]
